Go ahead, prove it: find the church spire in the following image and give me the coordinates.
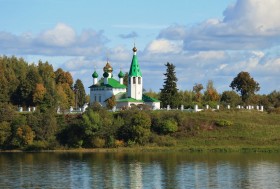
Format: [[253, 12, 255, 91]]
[[129, 45, 142, 77], [127, 44, 143, 100]]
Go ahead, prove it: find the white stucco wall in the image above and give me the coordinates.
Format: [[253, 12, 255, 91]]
[[90, 87, 126, 106], [128, 77, 142, 100]]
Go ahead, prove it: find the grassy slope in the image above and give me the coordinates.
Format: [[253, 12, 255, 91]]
[[173, 110, 280, 152]]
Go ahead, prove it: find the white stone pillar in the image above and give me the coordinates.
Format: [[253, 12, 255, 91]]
[[28, 107, 31, 112], [19, 107, 23, 112], [167, 105, 170, 111], [57, 106, 61, 114], [260, 106, 264, 112], [206, 105, 209, 109], [112, 106, 116, 112], [227, 105, 230, 109], [181, 105, 184, 111], [237, 105, 241, 109], [216, 105, 220, 110], [194, 105, 198, 112]]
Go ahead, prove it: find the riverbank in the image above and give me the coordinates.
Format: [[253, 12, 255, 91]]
[[1, 110, 280, 153]]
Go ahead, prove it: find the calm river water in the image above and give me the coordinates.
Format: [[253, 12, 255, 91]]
[[0, 152, 279, 189]]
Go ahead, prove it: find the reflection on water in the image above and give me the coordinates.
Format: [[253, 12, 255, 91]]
[[0, 152, 280, 188]]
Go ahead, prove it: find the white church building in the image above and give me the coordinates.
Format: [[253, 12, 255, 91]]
[[89, 46, 161, 110]]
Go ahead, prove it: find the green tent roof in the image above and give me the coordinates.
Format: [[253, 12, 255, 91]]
[[129, 54, 142, 77], [89, 78, 126, 89]]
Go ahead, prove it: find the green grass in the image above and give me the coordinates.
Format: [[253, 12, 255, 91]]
[[172, 110, 280, 152]]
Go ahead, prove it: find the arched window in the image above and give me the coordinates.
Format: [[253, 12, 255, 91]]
[[138, 77, 141, 84], [133, 77, 136, 84]]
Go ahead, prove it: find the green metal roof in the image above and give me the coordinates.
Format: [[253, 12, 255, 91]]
[[117, 98, 144, 103], [89, 78, 126, 89], [113, 92, 160, 103], [142, 94, 161, 102], [129, 54, 142, 77]]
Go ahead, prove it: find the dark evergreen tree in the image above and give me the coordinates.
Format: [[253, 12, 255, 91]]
[[74, 79, 86, 107], [160, 62, 179, 108]]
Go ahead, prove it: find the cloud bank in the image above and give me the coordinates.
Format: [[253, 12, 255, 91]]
[[0, 0, 279, 94]]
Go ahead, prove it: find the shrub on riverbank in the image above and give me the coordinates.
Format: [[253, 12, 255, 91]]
[[1, 107, 280, 152]]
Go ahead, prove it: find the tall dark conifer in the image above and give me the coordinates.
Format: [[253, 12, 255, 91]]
[[160, 62, 179, 108], [74, 79, 86, 107]]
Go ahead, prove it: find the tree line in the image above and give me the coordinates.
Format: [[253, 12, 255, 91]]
[[155, 62, 280, 111], [0, 57, 280, 150], [0, 56, 87, 111]]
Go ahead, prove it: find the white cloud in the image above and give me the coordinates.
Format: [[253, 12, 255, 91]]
[[38, 23, 76, 47], [189, 51, 226, 61], [0, 23, 108, 56], [158, 25, 187, 40], [146, 39, 182, 54], [0, 1, 279, 94], [158, 0, 280, 51], [223, 0, 280, 35]]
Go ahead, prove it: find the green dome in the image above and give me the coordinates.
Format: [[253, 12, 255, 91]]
[[103, 72, 109, 78], [92, 71, 98, 78], [118, 70, 125, 78]]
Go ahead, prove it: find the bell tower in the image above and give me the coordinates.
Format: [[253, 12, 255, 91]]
[[127, 45, 142, 100]]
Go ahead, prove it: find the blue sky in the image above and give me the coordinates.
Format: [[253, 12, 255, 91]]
[[0, 0, 279, 94]]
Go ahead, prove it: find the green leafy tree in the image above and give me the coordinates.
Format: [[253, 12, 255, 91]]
[[268, 90, 280, 108], [123, 72, 129, 86], [82, 109, 101, 137], [178, 90, 195, 108], [144, 89, 160, 99], [203, 80, 220, 102], [74, 79, 86, 107], [161, 119, 178, 134], [106, 95, 116, 110], [56, 115, 84, 148], [0, 121, 11, 147], [0, 103, 16, 122], [119, 110, 151, 144], [27, 111, 57, 142], [160, 62, 179, 108], [230, 71, 260, 102], [193, 83, 204, 103], [55, 68, 73, 86], [37, 61, 57, 109], [220, 91, 241, 107]]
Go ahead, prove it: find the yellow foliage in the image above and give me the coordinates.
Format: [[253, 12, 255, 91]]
[[16, 125, 35, 145], [33, 83, 46, 103]]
